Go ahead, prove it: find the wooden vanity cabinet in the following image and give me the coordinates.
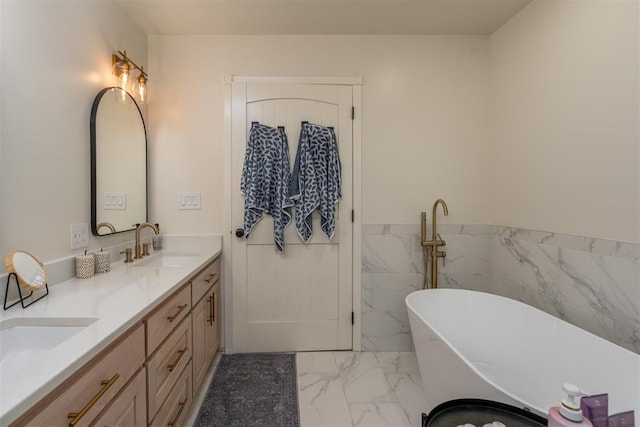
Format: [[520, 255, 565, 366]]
[[146, 255, 220, 425], [10, 254, 221, 427], [12, 324, 146, 427], [191, 257, 221, 395]]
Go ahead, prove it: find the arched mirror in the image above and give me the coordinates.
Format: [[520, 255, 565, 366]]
[[90, 87, 147, 236], [5, 251, 47, 290]]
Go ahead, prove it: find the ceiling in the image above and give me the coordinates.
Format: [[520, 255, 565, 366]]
[[116, 0, 533, 35]]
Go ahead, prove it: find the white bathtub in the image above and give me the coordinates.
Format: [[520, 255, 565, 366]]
[[406, 289, 640, 418]]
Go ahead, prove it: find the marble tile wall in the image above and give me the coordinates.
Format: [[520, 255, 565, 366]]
[[361, 224, 640, 354]]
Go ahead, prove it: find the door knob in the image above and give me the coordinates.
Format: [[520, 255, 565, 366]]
[[235, 228, 245, 238]]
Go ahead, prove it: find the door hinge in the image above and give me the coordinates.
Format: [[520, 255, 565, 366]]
[[351, 311, 355, 325], [351, 106, 355, 120], [351, 209, 354, 223]]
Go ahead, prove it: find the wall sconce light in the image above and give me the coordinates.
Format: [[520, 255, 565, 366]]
[[112, 50, 148, 104]]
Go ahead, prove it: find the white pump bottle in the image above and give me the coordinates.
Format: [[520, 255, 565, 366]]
[[548, 383, 593, 427]]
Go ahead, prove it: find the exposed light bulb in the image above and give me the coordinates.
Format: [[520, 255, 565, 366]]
[[135, 73, 148, 104], [121, 62, 130, 94]]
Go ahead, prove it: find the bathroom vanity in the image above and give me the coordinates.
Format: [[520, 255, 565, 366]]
[[0, 236, 221, 427]]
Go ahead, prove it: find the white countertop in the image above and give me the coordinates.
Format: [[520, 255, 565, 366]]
[[0, 235, 222, 425]]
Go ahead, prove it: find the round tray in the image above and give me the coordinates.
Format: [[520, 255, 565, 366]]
[[423, 399, 547, 427]]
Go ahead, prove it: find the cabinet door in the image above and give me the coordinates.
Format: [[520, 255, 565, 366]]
[[191, 294, 209, 394], [90, 368, 147, 427]]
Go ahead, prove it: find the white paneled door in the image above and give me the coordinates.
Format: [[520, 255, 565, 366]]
[[231, 81, 353, 352]]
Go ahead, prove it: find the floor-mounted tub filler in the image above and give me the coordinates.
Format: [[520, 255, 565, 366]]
[[406, 289, 639, 419]]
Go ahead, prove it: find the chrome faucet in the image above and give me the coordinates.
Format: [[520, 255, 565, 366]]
[[421, 199, 449, 288], [134, 222, 159, 259]]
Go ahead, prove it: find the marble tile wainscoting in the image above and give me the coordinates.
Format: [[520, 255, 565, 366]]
[[361, 224, 640, 354]]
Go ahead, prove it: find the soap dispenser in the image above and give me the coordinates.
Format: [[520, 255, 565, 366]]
[[548, 383, 593, 427]]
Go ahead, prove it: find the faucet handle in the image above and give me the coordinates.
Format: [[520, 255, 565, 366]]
[[142, 243, 150, 257], [120, 248, 133, 263], [437, 233, 446, 246]]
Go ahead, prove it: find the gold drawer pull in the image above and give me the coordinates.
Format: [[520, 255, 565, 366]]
[[167, 304, 188, 322], [168, 347, 188, 372], [168, 397, 188, 427], [204, 273, 216, 284], [212, 293, 216, 323], [67, 373, 119, 427]]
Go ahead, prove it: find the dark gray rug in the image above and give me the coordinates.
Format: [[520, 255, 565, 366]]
[[194, 353, 300, 426]]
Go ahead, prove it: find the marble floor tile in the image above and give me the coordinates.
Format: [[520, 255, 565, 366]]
[[335, 352, 398, 403], [296, 351, 426, 427], [350, 403, 412, 427], [374, 352, 419, 373], [297, 373, 353, 427], [385, 372, 428, 427], [297, 351, 340, 374]]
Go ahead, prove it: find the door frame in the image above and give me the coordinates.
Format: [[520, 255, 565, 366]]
[[222, 75, 363, 352]]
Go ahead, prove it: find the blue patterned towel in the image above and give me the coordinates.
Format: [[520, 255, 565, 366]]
[[290, 122, 342, 242], [240, 123, 292, 252]]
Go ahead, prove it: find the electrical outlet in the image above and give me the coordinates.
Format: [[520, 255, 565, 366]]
[[70, 223, 89, 250]]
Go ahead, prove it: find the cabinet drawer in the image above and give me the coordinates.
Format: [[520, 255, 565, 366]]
[[91, 367, 147, 427], [145, 285, 191, 355], [191, 257, 220, 305], [146, 314, 192, 420], [149, 361, 192, 427], [17, 324, 145, 427]]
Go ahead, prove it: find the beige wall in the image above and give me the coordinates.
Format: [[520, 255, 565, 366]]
[[148, 35, 494, 233], [2, 0, 638, 272], [0, 1, 148, 268], [491, 0, 640, 242], [0, 2, 4, 270]]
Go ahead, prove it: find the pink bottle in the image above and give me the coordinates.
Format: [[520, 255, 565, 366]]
[[548, 383, 594, 427]]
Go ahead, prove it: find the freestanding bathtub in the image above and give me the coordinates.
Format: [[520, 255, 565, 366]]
[[406, 289, 639, 418]]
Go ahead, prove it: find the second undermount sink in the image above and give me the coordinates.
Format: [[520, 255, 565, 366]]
[[0, 317, 98, 374], [134, 252, 199, 268]]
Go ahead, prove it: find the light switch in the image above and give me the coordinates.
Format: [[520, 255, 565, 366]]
[[105, 192, 126, 210], [178, 192, 201, 210]]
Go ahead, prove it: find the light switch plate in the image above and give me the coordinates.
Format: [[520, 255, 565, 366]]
[[178, 192, 201, 210], [104, 192, 126, 210], [70, 223, 89, 250]]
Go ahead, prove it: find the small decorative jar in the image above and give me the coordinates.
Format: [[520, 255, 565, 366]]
[[94, 249, 111, 274], [75, 251, 95, 279]]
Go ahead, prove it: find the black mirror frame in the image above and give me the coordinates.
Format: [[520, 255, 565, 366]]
[[90, 87, 148, 236]]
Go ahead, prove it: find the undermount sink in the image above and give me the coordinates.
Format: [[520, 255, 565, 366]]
[[0, 317, 98, 374], [133, 252, 199, 268]]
